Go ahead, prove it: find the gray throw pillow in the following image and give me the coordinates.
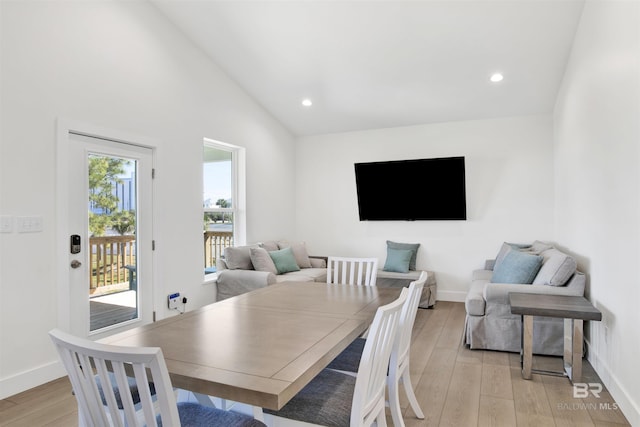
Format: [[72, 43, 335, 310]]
[[260, 241, 280, 252], [278, 241, 312, 268], [386, 240, 420, 270], [224, 246, 255, 270], [250, 247, 278, 275]]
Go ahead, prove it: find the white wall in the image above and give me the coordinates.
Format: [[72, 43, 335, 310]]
[[295, 115, 555, 299], [0, 0, 295, 398], [553, 0, 640, 424]]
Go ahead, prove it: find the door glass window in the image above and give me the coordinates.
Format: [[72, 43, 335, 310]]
[[88, 154, 138, 331]]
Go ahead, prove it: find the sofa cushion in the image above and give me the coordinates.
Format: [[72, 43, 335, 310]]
[[250, 247, 278, 275], [383, 248, 413, 273], [529, 240, 553, 254], [494, 242, 530, 269], [269, 247, 301, 274], [278, 241, 312, 268], [309, 257, 327, 268], [376, 269, 421, 281], [386, 241, 420, 270], [491, 250, 543, 284], [532, 248, 577, 287], [275, 268, 327, 283], [494, 241, 553, 271], [260, 241, 280, 252], [224, 246, 256, 270], [276, 273, 315, 282]]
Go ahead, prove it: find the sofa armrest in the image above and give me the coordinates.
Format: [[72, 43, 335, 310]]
[[466, 280, 487, 316], [216, 270, 277, 301], [484, 272, 585, 305], [309, 255, 327, 268], [216, 257, 228, 271]]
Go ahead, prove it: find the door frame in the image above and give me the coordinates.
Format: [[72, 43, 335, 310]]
[[56, 118, 158, 337]]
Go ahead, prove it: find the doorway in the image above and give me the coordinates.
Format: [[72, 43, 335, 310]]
[[57, 122, 154, 339]]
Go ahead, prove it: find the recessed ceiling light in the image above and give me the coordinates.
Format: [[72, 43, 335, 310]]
[[301, 99, 313, 107], [490, 73, 504, 83]]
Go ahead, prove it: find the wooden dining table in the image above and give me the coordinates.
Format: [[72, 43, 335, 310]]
[[101, 281, 402, 411]]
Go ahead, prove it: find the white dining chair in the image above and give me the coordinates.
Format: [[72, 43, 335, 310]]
[[49, 328, 266, 427], [327, 256, 379, 286], [264, 288, 408, 427], [327, 271, 428, 426]]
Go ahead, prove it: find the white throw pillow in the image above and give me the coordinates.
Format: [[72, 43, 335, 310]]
[[250, 247, 278, 275], [532, 248, 577, 286]]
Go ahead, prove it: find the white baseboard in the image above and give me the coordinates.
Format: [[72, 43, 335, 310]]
[[586, 340, 640, 426], [436, 290, 467, 303], [0, 360, 67, 400]]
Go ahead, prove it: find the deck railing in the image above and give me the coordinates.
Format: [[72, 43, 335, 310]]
[[89, 235, 136, 290], [204, 230, 233, 270], [89, 231, 232, 291]]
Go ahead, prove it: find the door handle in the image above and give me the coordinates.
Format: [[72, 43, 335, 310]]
[[70, 260, 82, 269]]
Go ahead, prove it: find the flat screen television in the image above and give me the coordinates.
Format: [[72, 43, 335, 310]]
[[354, 156, 467, 221]]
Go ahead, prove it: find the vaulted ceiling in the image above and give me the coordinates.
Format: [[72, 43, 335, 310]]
[[151, 0, 585, 136]]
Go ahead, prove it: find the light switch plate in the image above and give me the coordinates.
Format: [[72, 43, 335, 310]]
[[0, 216, 14, 233], [16, 216, 43, 233]]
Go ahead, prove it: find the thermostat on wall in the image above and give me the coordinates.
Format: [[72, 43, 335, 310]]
[[168, 292, 180, 309]]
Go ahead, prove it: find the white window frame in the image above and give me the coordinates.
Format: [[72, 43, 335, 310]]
[[203, 138, 246, 281]]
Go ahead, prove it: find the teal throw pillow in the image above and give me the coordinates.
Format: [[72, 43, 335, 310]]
[[491, 250, 543, 284], [386, 240, 420, 270], [268, 247, 301, 274], [383, 248, 413, 274]]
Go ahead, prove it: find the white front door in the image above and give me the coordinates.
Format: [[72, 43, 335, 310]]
[[58, 125, 154, 339]]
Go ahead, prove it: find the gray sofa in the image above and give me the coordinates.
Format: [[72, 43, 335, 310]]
[[464, 241, 586, 355], [216, 241, 328, 301], [216, 240, 438, 308]]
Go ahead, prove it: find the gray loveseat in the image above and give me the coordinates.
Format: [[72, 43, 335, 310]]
[[464, 241, 586, 355], [216, 241, 328, 301]]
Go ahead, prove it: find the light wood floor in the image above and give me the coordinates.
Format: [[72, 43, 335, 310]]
[[0, 301, 630, 426]]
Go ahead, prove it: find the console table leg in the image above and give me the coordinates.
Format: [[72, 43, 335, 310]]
[[565, 319, 583, 383], [522, 315, 533, 380], [564, 318, 572, 367]]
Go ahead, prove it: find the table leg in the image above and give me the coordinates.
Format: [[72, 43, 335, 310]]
[[253, 406, 266, 422], [522, 315, 533, 380], [192, 392, 217, 407], [564, 318, 583, 383]]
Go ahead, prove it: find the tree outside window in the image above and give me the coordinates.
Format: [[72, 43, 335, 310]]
[[88, 155, 136, 236]]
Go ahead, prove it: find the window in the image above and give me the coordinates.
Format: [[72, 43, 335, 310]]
[[203, 139, 245, 278]]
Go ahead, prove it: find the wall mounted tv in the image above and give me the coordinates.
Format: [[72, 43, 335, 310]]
[[354, 156, 467, 221]]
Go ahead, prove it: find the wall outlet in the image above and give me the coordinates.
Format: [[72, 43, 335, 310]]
[[168, 292, 181, 309]]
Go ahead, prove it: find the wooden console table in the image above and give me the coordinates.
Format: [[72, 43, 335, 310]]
[[509, 292, 601, 383]]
